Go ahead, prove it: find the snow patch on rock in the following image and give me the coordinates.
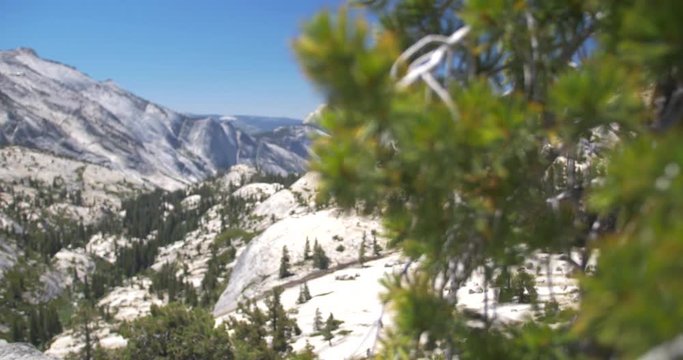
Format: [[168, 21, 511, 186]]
[[180, 194, 201, 210], [221, 164, 257, 189], [0, 339, 56, 360], [86, 233, 133, 264], [231, 183, 283, 202], [46, 324, 126, 358], [289, 172, 320, 206], [251, 189, 299, 227], [213, 209, 384, 316], [98, 277, 165, 322], [152, 205, 225, 287], [52, 248, 96, 286], [0, 237, 20, 278]]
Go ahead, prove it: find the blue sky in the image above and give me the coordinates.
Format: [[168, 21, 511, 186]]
[[0, 0, 344, 119]]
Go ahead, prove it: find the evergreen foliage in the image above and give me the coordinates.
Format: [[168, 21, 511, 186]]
[[266, 287, 301, 353], [229, 288, 300, 359], [313, 308, 323, 332], [311, 240, 329, 270], [120, 303, 233, 360], [116, 184, 220, 278], [69, 300, 98, 360], [199, 240, 236, 307], [251, 172, 301, 187], [371, 233, 382, 256], [0, 173, 234, 349], [289, 341, 317, 360], [495, 268, 538, 304], [321, 313, 341, 345], [358, 236, 366, 265], [279, 246, 293, 278], [295, 0, 683, 358], [149, 262, 197, 305], [0, 261, 65, 349], [228, 300, 273, 360], [296, 282, 312, 304], [303, 237, 312, 261]]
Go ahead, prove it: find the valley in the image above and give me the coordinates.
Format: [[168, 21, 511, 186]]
[[0, 47, 582, 359]]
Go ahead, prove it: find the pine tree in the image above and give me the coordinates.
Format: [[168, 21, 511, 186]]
[[297, 286, 306, 305], [313, 308, 323, 332], [303, 237, 311, 261], [10, 316, 26, 342], [312, 241, 329, 270], [75, 304, 97, 360], [28, 308, 40, 346], [303, 282, 311, 301], [372, 234, 382, 257], [82, 274, 91, 302], [358, 236, 366, 266], [295, 284, 306, 305], [279, 246, 292, 278], [321, 313, 339, 345], [295, 341, 317, 360], [294, 1, 682, 357], [265, 287, 299, 353], [185, 282, 198, 306], [228, 300, 271, 359], [122, 303, 233, 359], [297, 282, 312, 304]]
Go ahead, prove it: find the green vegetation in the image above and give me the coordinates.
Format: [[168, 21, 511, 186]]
[[0, 169, 271, 351], [296, 282, 312, 304], [371, 232, 382, 256], [495, 268, 538, 304], [279, 245, 293, 278], [311, 240, 329, 270], [5, 0, 681, 357], [213, 227, 255, 248], [0, 261, 64, 349], [358, 235, 366, 265], [320, 313, 342, 345], [313, 308, 323, 332], [228, 287, 300, 359], [199, 238, 237, 307], [295, 0, 683, 358], [120, 303, 233, 360], [251, 172, 301, 187], [150, 262, 197, 306]]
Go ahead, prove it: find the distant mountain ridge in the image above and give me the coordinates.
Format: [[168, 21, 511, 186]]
[[188, 114, 303, 135], [0, 48, 315, 189]]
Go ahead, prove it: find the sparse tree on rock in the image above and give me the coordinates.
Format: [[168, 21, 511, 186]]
[[358, 236, 366, 266], [297, 282, 312, 304], [312, 241, 329, 270], [303, 237, 312, 261], [313, 308, 323, 332], [121, 303, 233, 360], [321, 313, 339, 345], [266, 287, 300, 353], [372, 234, 382, 257], [279, 246, 292, 279], [291, 341, 317, 360]]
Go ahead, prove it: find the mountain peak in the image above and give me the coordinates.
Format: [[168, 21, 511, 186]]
[[101, 78, 120, 88], [12, 47, 38, 57], [303, 104, 326, 125], [0, 51, 312, 189]]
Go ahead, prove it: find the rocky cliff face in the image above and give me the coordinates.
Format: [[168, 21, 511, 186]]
[[0, 340, 56, 360], [0, 48, 314, 189]]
